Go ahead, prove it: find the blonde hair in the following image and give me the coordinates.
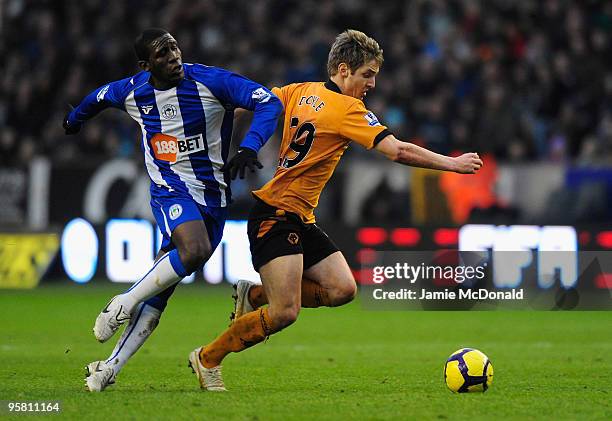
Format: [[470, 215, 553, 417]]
[[327, 29, 384, 77]]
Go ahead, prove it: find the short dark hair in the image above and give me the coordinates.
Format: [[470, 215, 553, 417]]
[[327, 30, 384, 77], [134, 28, 170, 61]]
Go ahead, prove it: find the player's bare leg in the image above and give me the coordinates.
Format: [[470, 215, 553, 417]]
[[232, 274, 340, 322], [259, 254, 303, 329], [237, 251, 356, 314], [301, 251, 356, 306], [93, 220, 211, 342], [192, 254, 303, 390]]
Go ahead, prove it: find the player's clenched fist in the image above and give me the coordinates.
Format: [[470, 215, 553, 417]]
[[63, 113, 82, 135], [453, 153, 483, 174], [221, 147, 263, 179]]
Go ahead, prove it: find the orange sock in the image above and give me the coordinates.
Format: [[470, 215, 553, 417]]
[[248, 284, 267, 308], [248, 278, 331, 309], [200, 308, 274, 368], [300, 278, 331, 307]]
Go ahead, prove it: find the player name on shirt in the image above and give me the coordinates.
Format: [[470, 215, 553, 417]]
[[255, 81, 391, 224], [298, 95, 325, 112]]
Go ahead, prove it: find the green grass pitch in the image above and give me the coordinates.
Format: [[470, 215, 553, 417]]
[[1, 283, 611, 420]]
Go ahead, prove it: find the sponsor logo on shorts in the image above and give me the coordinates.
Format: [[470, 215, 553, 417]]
[[169, 204, 183, 220], [161, 104, 178, 120], [287, 232, 299, 245]]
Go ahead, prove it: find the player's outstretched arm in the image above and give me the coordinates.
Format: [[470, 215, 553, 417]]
[[63, 78, 131, 135], [374, 135, 483, 174]]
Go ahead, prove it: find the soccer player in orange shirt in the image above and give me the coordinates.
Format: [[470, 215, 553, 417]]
[[188, 30, 483, 390]]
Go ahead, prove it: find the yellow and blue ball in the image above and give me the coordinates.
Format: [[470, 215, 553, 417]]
[[444, 348, 493, 393]]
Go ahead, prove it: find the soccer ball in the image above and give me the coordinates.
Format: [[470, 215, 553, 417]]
[[444, 348, 493, 393]]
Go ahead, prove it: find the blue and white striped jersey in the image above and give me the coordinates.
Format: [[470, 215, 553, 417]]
[[68, 63, 282, 206]]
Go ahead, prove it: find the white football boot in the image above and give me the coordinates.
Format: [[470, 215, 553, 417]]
[[188, 347, 226, 391], [230, 280, 256, 324], [93, 295, 133, 343], [84, 361, 116, 392]]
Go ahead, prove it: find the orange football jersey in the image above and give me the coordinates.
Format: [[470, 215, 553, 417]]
[[253, 81, 390, 223]]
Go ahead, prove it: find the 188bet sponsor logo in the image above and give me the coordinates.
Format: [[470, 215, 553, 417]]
[[151, 133, 206, 163]]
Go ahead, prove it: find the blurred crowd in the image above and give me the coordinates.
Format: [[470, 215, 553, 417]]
[[1, 0, 612, 169]]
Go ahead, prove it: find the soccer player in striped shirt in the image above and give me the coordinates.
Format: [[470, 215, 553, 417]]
[[63, 28, 282, 392]]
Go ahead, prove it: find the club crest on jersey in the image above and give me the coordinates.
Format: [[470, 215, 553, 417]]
[[252, 87, 272, 103], [141, 105, 154, 114], [161, 104, 178, 120], [169, 204, 183, 220], [97, 85, 110, 102]]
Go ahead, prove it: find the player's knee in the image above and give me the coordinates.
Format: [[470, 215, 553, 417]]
[[178, 240, 212, 272], [331, 278, 357, 306], [270, 304, 300, 330]]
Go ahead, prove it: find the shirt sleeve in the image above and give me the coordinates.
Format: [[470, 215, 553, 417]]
[[271, 86, 287, 108], [190, 65, 283, 153], [338, 101, 392, 150], [67, 77, 133, 125], [223, 72, 283, 153]]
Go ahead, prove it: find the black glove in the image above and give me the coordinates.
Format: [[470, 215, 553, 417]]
[[221, 147, 263, 179], [63, 105, 81, 135]]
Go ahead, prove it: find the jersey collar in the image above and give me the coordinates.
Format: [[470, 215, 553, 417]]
[[324, 79, 342, 94]]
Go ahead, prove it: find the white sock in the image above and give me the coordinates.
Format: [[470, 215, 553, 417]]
[[119, 250, 188, 313], [105, 303, 162, 375]]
